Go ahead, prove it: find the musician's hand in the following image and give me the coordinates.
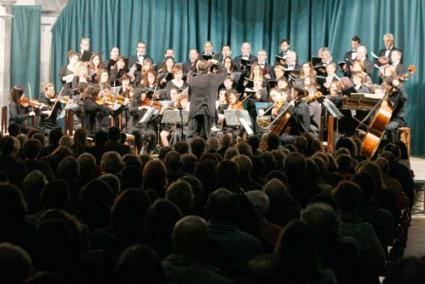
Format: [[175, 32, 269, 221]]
[[42, 110, 51, 115], [392, 79, 400, 87], [28, 111, 35, 117], [264, 74, 271, 80], [210, 59, 218, 65]]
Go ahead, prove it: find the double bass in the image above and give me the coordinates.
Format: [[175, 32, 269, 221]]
[[359, 65, 416, 159]]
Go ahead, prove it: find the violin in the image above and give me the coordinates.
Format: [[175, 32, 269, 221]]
[[19, 96, 45, 109], [228, 101, 243, 110]]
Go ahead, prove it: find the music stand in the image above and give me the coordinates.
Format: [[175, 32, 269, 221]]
[[161, 109, 189, 142], [322, 98, 344, 152], [224, 109, 254, 136]]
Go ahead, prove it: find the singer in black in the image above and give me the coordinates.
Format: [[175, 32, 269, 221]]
[[188, 59, 226, 138]]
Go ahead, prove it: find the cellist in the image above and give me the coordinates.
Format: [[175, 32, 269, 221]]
[[279, 84, 311, 145], [382, 76, 408, 143]]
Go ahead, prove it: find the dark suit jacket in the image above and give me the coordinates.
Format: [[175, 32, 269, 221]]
[[233, 54, 258, 72], [377, 47, 403, 65], [128, 55, 153, 67], [80, 50, 92, 62], [188, 64, 227, 119]]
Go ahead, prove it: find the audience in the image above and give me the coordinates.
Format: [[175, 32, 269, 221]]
[[0, 127, 416, 283]]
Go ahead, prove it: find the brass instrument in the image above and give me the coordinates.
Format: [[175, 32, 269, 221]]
[[256, 100, 284, 130]]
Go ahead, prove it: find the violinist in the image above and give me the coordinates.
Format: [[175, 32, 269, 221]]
[[221, 89, 243, 137], [83, 84, 110, 135], [8, 85, 35, 131], [382, 76, 408, 143], [63, 82, 87, 130], [166, 65, 188, 100], [279, 84, 311, 145], [304, 77, 322, 135], [160, 88, 190, 147], [72, 61, 89, 90], [88, 53, 105, 83], [127, 87, 158, 150], [59, 50, 79, 95], [38, 83, 62, 130]]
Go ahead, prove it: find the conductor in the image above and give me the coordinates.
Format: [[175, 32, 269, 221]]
[[188, 59, 226, 138]]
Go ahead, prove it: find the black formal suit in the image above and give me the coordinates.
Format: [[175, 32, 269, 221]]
[[188, 64, 227, 138], [80, 50, 92, 62], [233, 54, 258, 72], [182, 60, 197, 74], [128, 54, 153, 67], [213, 53, 227, 64], [275, 50, 290, 65], [386, 84, 408, 142], [377, 47, 403, 65]]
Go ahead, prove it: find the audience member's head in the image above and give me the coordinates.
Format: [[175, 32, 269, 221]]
[[41, 180, 70, 210], [0, 182, 27, 223], [7, 122, 22, 137], [232, 154, 253, 178], [22, 139, 41, 160], [166, 180, 194, 215], [98, 173, 121, 196], [332, 181, 362, 215], [174, 141, 189, 154], [113, 245, 165, 284], [111, 189, 150, 235], [190, 137, 206, 159], [172, 215, 208, 259], [143, 160, 167, 193], [57, 156, 80, 181], [22, 170, 47, 214], [216, 160, 240, 192], [108, 127, 122, 143], [0, 243, 32, 284], [78, 152, 98, 182], [246, 190, 270, 220], [205, 188, 235, 220], [94, 130, 109, 147], [100, 151, 124, 174], [301, 202, 339, 238], [181, 153, 197, 174]]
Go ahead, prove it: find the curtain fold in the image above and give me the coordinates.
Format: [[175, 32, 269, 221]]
[[52, 0, 424, 154], [11, 5, 41, 98]]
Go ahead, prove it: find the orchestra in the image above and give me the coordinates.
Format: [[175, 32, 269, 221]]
[[8, 34, 414, 155]]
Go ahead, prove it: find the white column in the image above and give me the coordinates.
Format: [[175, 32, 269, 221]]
[[40, 14, 58, 86], [0, 3, 15, 107]]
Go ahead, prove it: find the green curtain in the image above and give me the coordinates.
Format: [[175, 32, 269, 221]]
[[11, 5, 41, 98], [52, 0, 425, 155]]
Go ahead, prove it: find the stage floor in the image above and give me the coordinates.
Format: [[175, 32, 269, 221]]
[[411, 156, 425, 182]]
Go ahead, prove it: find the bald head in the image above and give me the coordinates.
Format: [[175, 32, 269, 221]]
[[173, 215, 208, 257]]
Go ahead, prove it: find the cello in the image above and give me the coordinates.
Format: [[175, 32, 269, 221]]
[[359, 65, 416, 159]]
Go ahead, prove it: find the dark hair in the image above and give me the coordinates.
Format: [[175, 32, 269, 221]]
[[94, 130, 109, 146], [0, 243, 32, 284], [0, 182, 27, 222], [112, 245, 165, 284], [279, 39, 290, 45], [190, 137, 206, 159], [205, 188, 235, 220], [41, 179, 70, 210], [7, 122, 21, 137], [22, 138, 42, 160], [352, 36, 361, 43], [111, 189, 151, 236], [10, 85, 24, 103], [48, 127, 63, 147], [108, 127, 122, 142], [332, 181, 362, 214]]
